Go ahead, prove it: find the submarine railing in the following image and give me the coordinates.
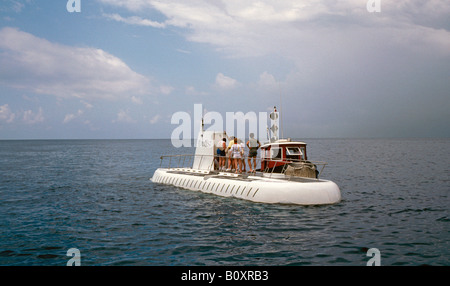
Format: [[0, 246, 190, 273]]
[[159, 154, 328, 180]]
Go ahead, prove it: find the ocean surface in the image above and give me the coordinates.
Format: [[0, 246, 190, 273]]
[[0, 138, 449, 266]]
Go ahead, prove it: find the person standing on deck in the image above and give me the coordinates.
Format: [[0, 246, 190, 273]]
[[216, 138, 227, 170], [247, 133, 260, 173], [238, 139, 246, 173], [226, 136, 235, 171], [230, 137, 243, 174]]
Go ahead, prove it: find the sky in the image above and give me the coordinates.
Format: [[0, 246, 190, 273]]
[[0, 0, 449, 139]]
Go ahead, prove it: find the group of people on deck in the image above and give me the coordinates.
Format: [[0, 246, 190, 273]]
[[216, 133, 261, 174]]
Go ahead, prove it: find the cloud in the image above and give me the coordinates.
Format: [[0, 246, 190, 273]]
[[98, 0, 450, 59], [98, 0, 150, 12], [149, 114, 161, 124], [113, 109, 136, 123], [0, 27, 151, 101], [215, 73, 238, 89], [95, 1, 450, 138], [159, 85, 174, 95], [1, 0, 25, 13], [81, 100, 93, 109], [185, 86, 208, 96], [0, 104, 46, 125], [23, 107, 44, 125], [103, 13, 166, 28], [258, 71, 277, 86], [176, 49, 191, 54], [131, 96, 143, 105], [0, 104, 15, 123], [63, 109, 84, 124]]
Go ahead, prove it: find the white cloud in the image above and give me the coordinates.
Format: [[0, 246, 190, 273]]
[[0, 27, 151, 101], [215, 73, 238, 89], [113, 109, 136, 123], [98, 0, 450, 59], [63, 114, 76, 124], [81, 100, 93, 109], [103, 13, 166, 28], [98, 0, 150, 12], [0, 104, 15, 123], [1, 0, 25, 13], [176, 48, 191, 54], [1, 104, 46, 125], [131, 96, 143, 105], [149, 114, 161, 124], [159, 85, 174, 95], [258, 71, 277, 86], [185, 86, 208, 96], [63, 109, 84, 124], [80, 1, 450, 137], [23, 107, 44, 125]]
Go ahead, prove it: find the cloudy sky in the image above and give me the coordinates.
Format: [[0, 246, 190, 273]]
[[0, 0, 449, 139]]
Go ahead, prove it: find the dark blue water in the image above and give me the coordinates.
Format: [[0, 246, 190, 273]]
[[0, 139, 449, 266]]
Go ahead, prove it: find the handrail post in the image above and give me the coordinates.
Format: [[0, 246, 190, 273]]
[[210, 154, 215, 171], [188, 155, 193, 169], [270, 161, 277, 178], [198, 155, 203, 170], [318, 163, 326, 180]]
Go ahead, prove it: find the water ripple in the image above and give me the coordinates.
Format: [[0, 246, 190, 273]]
[[1, 139, 449, 266]]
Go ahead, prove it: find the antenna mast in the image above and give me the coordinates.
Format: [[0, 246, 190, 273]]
[[279, 83, 284, 139]]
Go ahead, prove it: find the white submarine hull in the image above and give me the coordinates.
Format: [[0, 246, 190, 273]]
[[151, 168, 341, 205]]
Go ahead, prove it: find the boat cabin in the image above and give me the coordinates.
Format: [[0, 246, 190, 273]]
[[260, 139, 308, 173]]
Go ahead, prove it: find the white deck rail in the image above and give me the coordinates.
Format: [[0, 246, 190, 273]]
[[158, 154, 328, 180]]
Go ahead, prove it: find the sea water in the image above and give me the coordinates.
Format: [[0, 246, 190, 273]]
[[0, 138, 448, 266]]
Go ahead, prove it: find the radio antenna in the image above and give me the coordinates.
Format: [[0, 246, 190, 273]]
[[279, 82, 284, 139]]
